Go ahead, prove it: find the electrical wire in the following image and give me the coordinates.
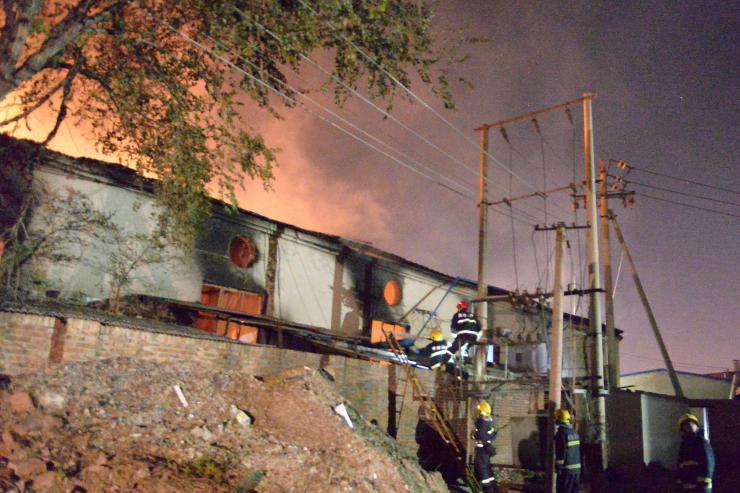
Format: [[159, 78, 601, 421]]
[[638, 192, 740, 219], [239, 6, 569, 225], [295, 0, 572, 204], [164, 20, 542, 228], [235, 8, 483, 190], [173, 25, 476, 205], [536, 125, 551, 289], [627, 164, 740, 195], [625, 178, 740, 207], [197, 31, 480, 202], [490, 127, 573, 222], [508, 142, 520, 289]]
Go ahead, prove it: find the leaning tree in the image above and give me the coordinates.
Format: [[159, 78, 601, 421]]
[[0, 0, 454, 246]]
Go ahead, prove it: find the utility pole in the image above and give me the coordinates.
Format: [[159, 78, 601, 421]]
[[611, 216, 686, 399], [599, 165, 619, 389], [545, 223, 566, 493], [475, 128, 489, 383], [582, 94, 608, 468]]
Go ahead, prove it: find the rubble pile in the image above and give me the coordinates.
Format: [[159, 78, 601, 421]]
[[0, 358, 447, 492]]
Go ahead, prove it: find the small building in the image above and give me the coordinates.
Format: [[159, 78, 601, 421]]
[[621, 369, 733, 400]]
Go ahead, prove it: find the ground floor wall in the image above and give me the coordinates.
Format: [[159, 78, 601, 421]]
[[0, 310, 435, 454]]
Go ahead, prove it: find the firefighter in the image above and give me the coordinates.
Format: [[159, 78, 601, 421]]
[[554, 408, 581, 493], [675, 413, 715, 492], [418, 329, 453, 370], [449, 300, 481, 359], [473, 401, 498, 493]]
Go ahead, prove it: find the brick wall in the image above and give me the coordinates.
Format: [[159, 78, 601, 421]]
[[489, 389, 543, 465], [0, 310, 531, 460], [0, 311, 431, 452], [0, 313, 56, 374]]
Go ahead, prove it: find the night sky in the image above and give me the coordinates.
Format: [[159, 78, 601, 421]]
[[11, 1, 739, 374]]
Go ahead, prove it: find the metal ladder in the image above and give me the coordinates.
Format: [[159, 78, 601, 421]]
[[382, 329, 482, 493]]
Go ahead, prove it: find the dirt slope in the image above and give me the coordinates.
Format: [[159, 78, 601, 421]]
[[0, 358, 447, 493]]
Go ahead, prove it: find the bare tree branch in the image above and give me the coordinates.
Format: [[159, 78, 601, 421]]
[[11, 1, 124, 90], [0, 0, 43, 76], [41, 62, 79, 145], [0, 74, 65, 127]]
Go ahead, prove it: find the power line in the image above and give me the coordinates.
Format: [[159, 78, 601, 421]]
[[237, 6, 569, 224], [295, 0, 568, 206], [624, 178, 740, 207], [638, 192, 740, 219], [171, 27, 473, 199], [161, 21, 544, 229], [199, 31, 480, 201], [627, 164, 740, 195], [235, 9, 481, 189]]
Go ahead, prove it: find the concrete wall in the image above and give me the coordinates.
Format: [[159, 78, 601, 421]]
[[640, 392, 686, 468], [26, 166, 202, 301], [621, 370, 731, 399], [606, 391, 645, 476], [275, 231, 339, 329]]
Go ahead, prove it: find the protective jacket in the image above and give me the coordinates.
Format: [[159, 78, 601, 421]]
[[473, 416, 497, 492], [449, 310, 481, 355], [554, 423, 581, 493], [420, 339, 453, 369], [450, 310, 481, 338], [676, 429, 715, 492]]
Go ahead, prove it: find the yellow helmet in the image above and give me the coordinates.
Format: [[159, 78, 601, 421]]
[[678, 413, 699, 428], [477, 401, 491, 417], [555, 408, 571, 424], [430, 329, 443, 342]]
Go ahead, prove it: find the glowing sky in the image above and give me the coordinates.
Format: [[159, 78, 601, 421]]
[[4, 1, 738, 374]]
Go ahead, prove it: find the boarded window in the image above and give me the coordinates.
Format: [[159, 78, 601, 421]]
[[383, 279, 402, 306], [196, 284, 262, 343], [370, 320, 410, 344]]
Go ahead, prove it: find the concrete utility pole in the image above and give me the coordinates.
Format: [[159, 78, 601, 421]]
[[582, 94, 608, 467], [611, 216, 686, 399], [599, 166, 619, 390], [545, 223, 566, 493], [475, 128, 489, 383]]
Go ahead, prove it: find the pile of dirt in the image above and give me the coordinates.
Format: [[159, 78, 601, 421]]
[[0, 358, 447, 492]]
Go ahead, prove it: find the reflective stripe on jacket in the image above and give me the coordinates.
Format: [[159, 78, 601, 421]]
[[554, 424, 581, 473], [450, 310, 481, 336]]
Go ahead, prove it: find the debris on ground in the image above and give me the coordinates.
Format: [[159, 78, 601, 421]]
[[0, 358, 447, 492]]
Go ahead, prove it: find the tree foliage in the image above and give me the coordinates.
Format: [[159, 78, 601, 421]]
[[0, 0, 452, 247]]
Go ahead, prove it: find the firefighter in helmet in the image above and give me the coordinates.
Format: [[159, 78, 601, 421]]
[[554, 408, 581, 493], [675, 413, 715, 492], [449, 300, 481, 359], [473, 401, 497, 492], [419, 329, 453, 370]]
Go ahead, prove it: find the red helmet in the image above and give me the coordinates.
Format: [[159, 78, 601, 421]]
[[457, 300, 469, 311]]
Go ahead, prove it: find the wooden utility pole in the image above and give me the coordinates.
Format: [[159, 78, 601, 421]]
[[599, 166, 619, 389], [611, 216, 685, 399], [475, 128, 489, 383], [545, 223, 566, 493], [582, 94, 608, 467]]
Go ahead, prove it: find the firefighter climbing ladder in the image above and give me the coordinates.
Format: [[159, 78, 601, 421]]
[[381, 328, 482, 493]]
